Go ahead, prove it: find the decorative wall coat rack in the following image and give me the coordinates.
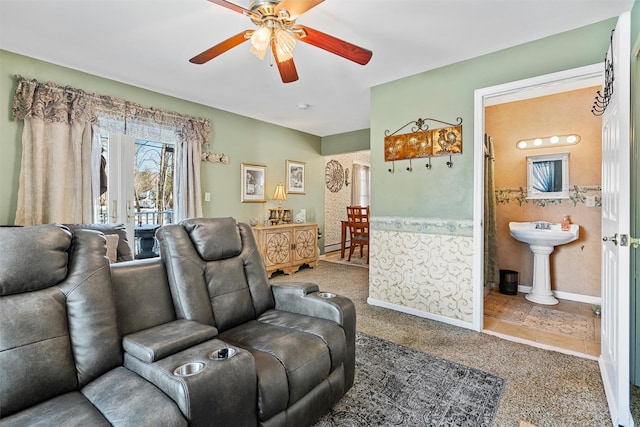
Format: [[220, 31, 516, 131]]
[[591, 29, 614, 116], [384, 117, 463, 172]]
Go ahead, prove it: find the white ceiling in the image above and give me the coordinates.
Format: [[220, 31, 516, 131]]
[[0, 0, 633, 137]]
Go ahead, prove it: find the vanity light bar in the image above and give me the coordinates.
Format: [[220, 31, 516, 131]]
[[516, 134, 581, 150]]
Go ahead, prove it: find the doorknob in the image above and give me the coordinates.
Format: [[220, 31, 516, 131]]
[[602, 233, 618, 245]]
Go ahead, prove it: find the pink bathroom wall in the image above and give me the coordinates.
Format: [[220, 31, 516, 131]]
[[485, 86, 602, 298]]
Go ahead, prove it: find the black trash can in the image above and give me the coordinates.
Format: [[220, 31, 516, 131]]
[[499, 269, 518, 295]]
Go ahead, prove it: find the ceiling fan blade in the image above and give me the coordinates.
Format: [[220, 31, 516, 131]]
[[190, 31, 251, 64], [275, 0, 324, 19], [293, 25, 372, 65], [207, 0, 254, 16], [271, 40, 299, 83]]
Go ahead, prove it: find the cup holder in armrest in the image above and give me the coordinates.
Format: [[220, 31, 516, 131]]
[[209, 347, 237, 361], [317, 291, 336, 299], [173, 362, 205, 377]]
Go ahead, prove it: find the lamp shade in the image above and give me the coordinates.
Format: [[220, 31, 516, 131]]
[[272, 183, 287, 201]]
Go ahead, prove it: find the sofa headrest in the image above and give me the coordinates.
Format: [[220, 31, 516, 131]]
[[0, 224, 72, 295], [64, 223, 133, 262], [181, 217, 242, 261]]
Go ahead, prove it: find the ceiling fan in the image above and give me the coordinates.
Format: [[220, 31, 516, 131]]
[[190, 0, 373, 83]]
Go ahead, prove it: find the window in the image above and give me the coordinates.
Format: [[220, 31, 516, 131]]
[[351, 162, 370, 207]]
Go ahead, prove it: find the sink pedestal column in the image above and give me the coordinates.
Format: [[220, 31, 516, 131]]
[[525, 244, 559, 305]]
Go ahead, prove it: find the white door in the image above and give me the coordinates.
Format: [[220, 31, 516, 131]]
[[600, 12, 632, 427], [105, 133, 136, 248]]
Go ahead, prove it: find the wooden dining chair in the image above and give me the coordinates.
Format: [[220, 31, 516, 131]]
[[346, 205, 369, 263]]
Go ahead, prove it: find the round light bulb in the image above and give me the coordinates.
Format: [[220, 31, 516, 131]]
[[517, 141, 528, 149], [567, 135, 577, 143], [550, 136, 559, 144], [533, 138, 543, 146]]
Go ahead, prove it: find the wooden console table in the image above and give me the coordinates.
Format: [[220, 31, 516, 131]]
[[252, 222, 319, 278]]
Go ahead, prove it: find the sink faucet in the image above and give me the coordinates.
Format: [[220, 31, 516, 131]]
[[535, 222, 551, 230]]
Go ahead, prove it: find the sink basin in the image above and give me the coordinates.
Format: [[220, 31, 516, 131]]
[[508, 221, 579, 305], [509, 222, 579, 246]]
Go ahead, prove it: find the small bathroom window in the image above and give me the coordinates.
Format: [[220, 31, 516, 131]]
[[526, 152, 570, 199]]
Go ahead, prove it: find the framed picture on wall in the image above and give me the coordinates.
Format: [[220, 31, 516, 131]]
[[286, 160, 305, 194], [241, 163, 267, 203]]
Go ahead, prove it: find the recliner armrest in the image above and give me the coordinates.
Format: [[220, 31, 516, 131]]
[[270, 282, 357, 390], [270, 282, 354, 328], [123, 320, 218, 363]]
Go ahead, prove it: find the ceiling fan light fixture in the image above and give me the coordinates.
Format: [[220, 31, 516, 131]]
[[274, 29, 296, 62], [249, 26, 271, 59]]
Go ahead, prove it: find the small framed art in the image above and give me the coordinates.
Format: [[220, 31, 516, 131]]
[[286, 160, 305, 194], [241, 163, 267, 203]]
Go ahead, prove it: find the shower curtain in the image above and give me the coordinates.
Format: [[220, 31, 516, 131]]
[[484, 134, 500, 285]]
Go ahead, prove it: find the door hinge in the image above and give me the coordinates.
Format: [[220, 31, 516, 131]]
[[620, 234, 640, 249], [620, 234, 640, 248]]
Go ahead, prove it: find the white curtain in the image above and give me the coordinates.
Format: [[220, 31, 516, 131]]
[[12, 76, 211, 225], [174, 121, 204, 221], [12, 79, 99, 225], [533, 161, 555, 192]]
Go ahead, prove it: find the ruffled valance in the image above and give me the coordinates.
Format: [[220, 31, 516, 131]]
[[11, 75, 211, 145]]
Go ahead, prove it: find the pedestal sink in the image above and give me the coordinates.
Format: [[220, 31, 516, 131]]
[[509, 221, 579, 305]]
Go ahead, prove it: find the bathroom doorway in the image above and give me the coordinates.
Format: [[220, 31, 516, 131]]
[[474, 64, 603, 330], [483, 78, 603, 358]]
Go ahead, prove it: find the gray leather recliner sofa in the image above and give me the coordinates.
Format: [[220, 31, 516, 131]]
[[0, 224, 186, 426], [0, 219, 355, 427]]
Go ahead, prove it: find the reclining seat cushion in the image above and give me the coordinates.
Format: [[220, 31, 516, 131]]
[[81, 366, 187, 427], [0, 392, 112, 427], [218, 320, 331, 420], [258, 309, 347, 374]]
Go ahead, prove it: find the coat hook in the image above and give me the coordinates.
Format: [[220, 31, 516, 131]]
[[446, 155, 453, 168], [388, 161, 395, 173], [406, 159, 413, 172]]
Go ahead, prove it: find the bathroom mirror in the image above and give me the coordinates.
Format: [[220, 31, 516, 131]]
[[526, 152, 570, 199]]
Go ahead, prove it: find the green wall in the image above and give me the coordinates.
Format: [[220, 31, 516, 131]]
[[371, 18, 618, 219], [0, 50, 326, 248], [321, 128, 370, 155]]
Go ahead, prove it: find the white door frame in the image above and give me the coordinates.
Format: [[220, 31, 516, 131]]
[[471, 63, 603, 331]]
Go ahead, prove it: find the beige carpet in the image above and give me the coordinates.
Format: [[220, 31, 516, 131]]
[[271, 261, 612, 427]]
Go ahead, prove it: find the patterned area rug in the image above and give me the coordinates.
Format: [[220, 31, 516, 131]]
[[314, 333, 505, 427], [523, 306, 596, 340], [484, 293, 532, 323]]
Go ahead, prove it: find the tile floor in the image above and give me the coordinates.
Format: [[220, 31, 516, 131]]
[[482, 288, 601, 358]]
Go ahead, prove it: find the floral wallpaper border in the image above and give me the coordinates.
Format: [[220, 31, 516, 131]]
[[496, 185, 601, 207], [371, 216, 473, 237]]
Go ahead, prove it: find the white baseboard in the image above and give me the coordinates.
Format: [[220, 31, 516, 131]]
[[367, 297, 475, 330], [517, 285, 601, 305]]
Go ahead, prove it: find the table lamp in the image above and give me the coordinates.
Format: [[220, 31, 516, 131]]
[[272, 183, 287, 224]]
